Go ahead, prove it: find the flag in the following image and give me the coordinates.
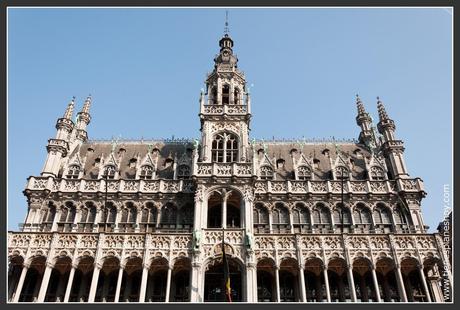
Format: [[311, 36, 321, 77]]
[[222, 231, 232, 302]]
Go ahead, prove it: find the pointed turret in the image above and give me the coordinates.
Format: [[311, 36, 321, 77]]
[[375, 97, 409, 179], [75, 95, 92, 142], [63, 96, 75, 120], [355, 95, 374, 145]]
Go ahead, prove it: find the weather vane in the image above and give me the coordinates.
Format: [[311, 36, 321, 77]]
[[224, 10, 229, 34]]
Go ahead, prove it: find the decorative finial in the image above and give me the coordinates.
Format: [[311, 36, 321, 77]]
[[63, 96, 76, 119], [81, 94, 92, 114], [377, 96, 389, 121], [224, 10, 229, 35]]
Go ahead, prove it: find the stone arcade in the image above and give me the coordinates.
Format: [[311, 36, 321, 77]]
[[8, 32, 452, 303]]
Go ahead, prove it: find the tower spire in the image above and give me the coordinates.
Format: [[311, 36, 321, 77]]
[[81, 95, 92, 114], [224, 10, 229, 35], [356, 94, 366, 116], [377, 96, 389, 121], [63, 96, 76, 120]]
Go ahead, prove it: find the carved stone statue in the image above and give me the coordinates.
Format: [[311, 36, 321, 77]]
[[245, 232, 254, 250], [192, 229, 202, 251]]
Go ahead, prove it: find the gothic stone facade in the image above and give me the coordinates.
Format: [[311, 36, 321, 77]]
[[8, 33, 452, 303]]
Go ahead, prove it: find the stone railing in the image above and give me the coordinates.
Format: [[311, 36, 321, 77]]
[[202, 104, 248, 115], [25, 177, 195, 194], [254, 179, 423, 194], [195, 162, 253, 177]]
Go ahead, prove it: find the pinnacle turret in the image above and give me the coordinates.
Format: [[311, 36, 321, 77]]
[[63, 97, 76, 120], [377, 96, 390, 121], [81, 95, 92, 114]]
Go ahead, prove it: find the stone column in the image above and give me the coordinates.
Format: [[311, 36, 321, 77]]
[[92, 207, 101, 232], [138, 264, 149, 302], [418, 265, 432, 302], [12, 264, 29, 302], [87, 263, 102, 302], [298, 266, 307, 302], [71, 205, 81, 232], [190, 262, 201, 302], [323, 267, 331, 302], [275, 266, 281, 302], [395, 266, 408, 302], [36, 262, 54, 302], [51, 209, 61, 232], [63, 264, 77, 302], [347, 265, 357, 301], [222, 191, 227, 229], [113, 206, 122, 233], [114, 266, 124, 302], [246, 263, 258, 302], [165, 266, 173, 302], [370, 266, 382, 302]]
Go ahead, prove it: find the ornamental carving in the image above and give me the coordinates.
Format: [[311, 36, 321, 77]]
[[163, 181, 179, 192], [254, 182, 267, 193], [402, 179, 418, 191], [236, 164, 252, 175], [33, 179, 47, 190], [370, 181, 386, 192], [271, 182, 287, 192], [350, 181, 366, 192], [216, 164, 232, 175], [210, 122, 240, 134], [124, 181, 138, 191], [64, 180, 79, 191], [197, 164, 212, 175], [291, 181, 307, 193], [310, 181, 327, 192], [84, 180, 98, 191], [142, 181, 159, 192]]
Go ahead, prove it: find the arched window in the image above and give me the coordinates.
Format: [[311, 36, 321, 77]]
[[333, 204, 352, 233], [312, 204, 332, 233], [99, 203, 117, 232], [336, 166, 349, 180], [211, 133, 239, 163], [297, 166, 311, 180], [272, 203, 290, 233], [177, 165, 191, 179], [373, 204, 393, 233], [353, 204, 373, 233], [260, 166, 274, 180], [394, 204, 410, 233], [140, 203, 157, 232], [160, 203, 177, 229], [370, 166, 385, 180], [222, 84, 230, 104], [140, 165, 154, 180], [41, 205, 56, 232], [233, 88, 240, 105], [66, 165, 80, 179], [57, 203, 76, 232], [78, 204, 96, 232], [292, 203, 311, 233], [253, 203, 269, 233], [102, 165, 116, 179], [178, 203, 194, 231], [211, 86, 217, 105], [118, 203, 137, 232]]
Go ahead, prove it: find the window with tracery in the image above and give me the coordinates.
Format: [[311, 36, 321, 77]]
[[98, 203, 117, 232], [222, 84, 230, 104], [353, 204, 373, 233], [178, 203, 194, 230], [253, 203, 269, 233], [373, 204, 393, 233], [66, 165, 80, 179], [260, 165, 274, 180], [335, 166, 349, 179], [211, 133, 239, 163], [177, 165, 191, 179], [102, 165, 116, 179], [272, 203, 290, 233], [160, 203, 177, 229], [140, 165, 154, 180], [312, 204, 332, 233], [333, 204, 352, 233], [297, 166, 311, 180], [140, 203, 157, 232], [118, 203, 137, 232], [292, 203, 311, 233], [41, 205, 56, 232], [370, 166, 385, 180], [57, 203, 76, 232], [78, 204, 96, 233], [394, 204, 411, 233]]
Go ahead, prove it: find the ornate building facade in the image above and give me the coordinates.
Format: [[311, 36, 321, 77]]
[[8, 32, 452, 303]]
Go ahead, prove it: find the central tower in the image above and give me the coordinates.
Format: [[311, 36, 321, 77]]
[[199, 33, 251, 163]]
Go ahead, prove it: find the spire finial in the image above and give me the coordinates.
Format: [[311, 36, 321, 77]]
[[63, 96, 76, 119], [224, 10, 229, 35], [377, 96, 389, 121], [355, 94, 366, 116], [81, 94, 92, 114]]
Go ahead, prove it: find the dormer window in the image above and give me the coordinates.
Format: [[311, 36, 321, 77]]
[[260, 165, 274, 180], [102, 165, 116, 179], [177, 165, 191, 179], [66, 165, 80, 179], [335, 166, 349, 180], [297, 165, 311, 180], [370, 166, 385, 180], [140, 165, 154, 180]]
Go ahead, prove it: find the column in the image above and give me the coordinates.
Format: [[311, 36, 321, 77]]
[[395, 266, 408, 302], [222, 192, 227, 229], [114, 266, 124, 302], [246, 263, 258, 302], [12, 265, 29, 302], [51, 209, 61, 232], [155, 206, 162, 229], [190, 262, 201, 302], [275, 266, 281, 302], [347, 265, 357, 302], [299, 266, 307, 302], [87, 263, 102, 302], [370, 266, 382, 302], [138, 264, 149, 302], [165, 266, 172, 302], [418, 266, 432, 302], [113, 207, 121, 232], [92, 207, 101, 232], [71, 206, 81, 232], [36, 262, 53, 302], [63, 265, 77, 302], [323, 267, 331, 302]]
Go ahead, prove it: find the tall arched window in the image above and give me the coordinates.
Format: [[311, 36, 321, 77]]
[[312, 203, 332, 233], [353, 204, 373, 233], [102, 165, 116, 179], [178, 203, 194, 231], [292, 203, 311, 233], [373, 204, 393, 233], [119, 203, 137, 232], [335, 166, 350, 180], [140, 203, 157, 232], [222, 84, 230, 104], [253, 203, 269, 233], [57, 203, 76, 232], [272, 203, 290, 233], [41, 205, 56, 232], [211, 86, 217, 105], [99, 203, 117, 232], [78, 204, 96, 232], [393, 204, 410, 233], [160, 203, 177, 230], [233, 87, 240, 105], [211, 133, 239, 163], [333, 204, 352, 233], [66, 165, 80, 179], [140, 165, 154, 180]]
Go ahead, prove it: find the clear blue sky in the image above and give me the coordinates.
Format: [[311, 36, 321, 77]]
[[8, 8, 452, 232]]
